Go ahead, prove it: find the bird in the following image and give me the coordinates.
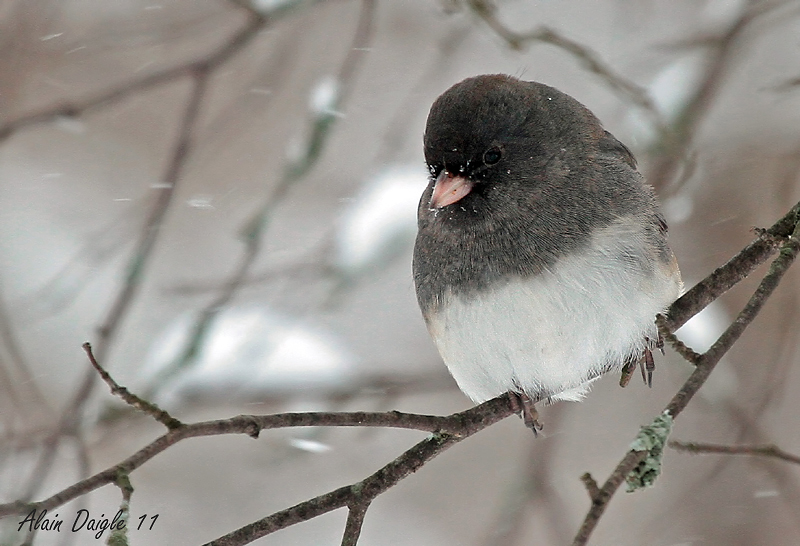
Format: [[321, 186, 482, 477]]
[[412, 74, 682, 430]]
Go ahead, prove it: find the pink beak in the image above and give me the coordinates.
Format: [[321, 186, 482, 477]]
[[429, 170, 474, 209]]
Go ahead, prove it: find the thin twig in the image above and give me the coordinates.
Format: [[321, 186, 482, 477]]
[[647, 0, 787, 191], [82, 342, 182, 430], [13, 11, 269, 507], [108, 472, 134, 545], [464, 0, 663, 128], [665, 200, 800, 331], [340, 502, 370, 546], [669, 441, 800, 466], [656, 315, 702, 365], [571, 203, 800, 545], [580, 473, 601, 502], [203, 431, 465, 546], [0, 13, 268, 142], [571, 450, 648, 546], [0, 395, 518, 519], [144, 0, 376, 395]]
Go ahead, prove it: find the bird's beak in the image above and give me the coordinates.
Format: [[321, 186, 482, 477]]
[[429, 170, 473, 209]]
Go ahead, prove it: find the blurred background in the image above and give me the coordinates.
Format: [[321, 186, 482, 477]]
[[1, 0, 800, 544]]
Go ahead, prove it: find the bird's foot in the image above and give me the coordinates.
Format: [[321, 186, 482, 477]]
[[643, 347, 655, 387], [619, 354, 637, 388], [641, 333, 663, 387], [508, 391, 543, 436], [655, 332, 665, 355], [620, 333, 662, 388]]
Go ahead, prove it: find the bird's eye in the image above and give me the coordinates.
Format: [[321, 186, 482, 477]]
[[483, 147, 502, 165]]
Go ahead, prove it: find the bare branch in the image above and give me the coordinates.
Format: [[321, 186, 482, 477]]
[[580, 473, 601, 502], [463, 0, 663, 126], [571, 201, 800, 545], [0, 395, 518, 520], [6, 203, 797, 546], [108, 472, 133, 546], [11, 10, 270, 508], [656, 315, 702, 365], [203, 431, 464, 546], [4, 201, 798, 545], [571, 450, 648, 546], [82, 342, 182, 430], [669, 441, 800, 466], [0, 13, 267, 143], [3, 4, 798, 544], [665, 220, 800, 417], [142, 0, 376, 397], [665, 200, 800, 332], [647, 0, 789, 191], [340, 502, 370, 546]]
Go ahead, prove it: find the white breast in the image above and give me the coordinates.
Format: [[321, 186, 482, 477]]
[[425, 218, 682, 403]]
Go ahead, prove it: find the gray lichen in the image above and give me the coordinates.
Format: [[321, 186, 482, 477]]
[[626, 412, 674, 492]]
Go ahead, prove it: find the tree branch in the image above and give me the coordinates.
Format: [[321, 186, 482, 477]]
[[0, 395, 517, 520], [665, 199, 800, 331], [571, 200, 800, 545], [669, 441, 800, 466], [580, 473, 601, 502], [463, 0, 663, 127], [144, 0, 375, 396], [340, 502, 369, 546], [82, 342, 183, 430], [0, 13, 268, 143], [203, 432, 463, 546], [5, 201, 797, 544], [4, 205, 798, 545], [3, 5, 798, 544], [10, 8, 270, 509]]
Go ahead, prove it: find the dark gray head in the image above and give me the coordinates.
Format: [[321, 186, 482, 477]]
[[413, 75, 662, 313], [424, 74, 620, 177]]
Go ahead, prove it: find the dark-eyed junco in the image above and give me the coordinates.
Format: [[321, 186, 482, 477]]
[[413, 75, 682, 426]]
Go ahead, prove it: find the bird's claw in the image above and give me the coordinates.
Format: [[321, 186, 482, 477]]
[[508, 391, 543, 436]]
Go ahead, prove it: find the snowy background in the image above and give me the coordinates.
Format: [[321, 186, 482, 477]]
[[1, 0, 800, 545]]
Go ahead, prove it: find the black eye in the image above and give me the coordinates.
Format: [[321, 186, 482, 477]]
[[483, 147, 502, 165]]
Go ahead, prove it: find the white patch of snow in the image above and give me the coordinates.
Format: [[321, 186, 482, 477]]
[[309, 76, 341, 118], [142, 306, 355, 406], [662, 191, 694, 225], [288, 438, 332, 453], [676, 301, 727, 353], [675, 301, 739, 401], [649, 52, 708, 122], [753, 489, 779, 499], [55, 116, 86, 134], [187, 195, 214, 210], [335, 164, 428, 274], [252, 0, 298, 14]]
